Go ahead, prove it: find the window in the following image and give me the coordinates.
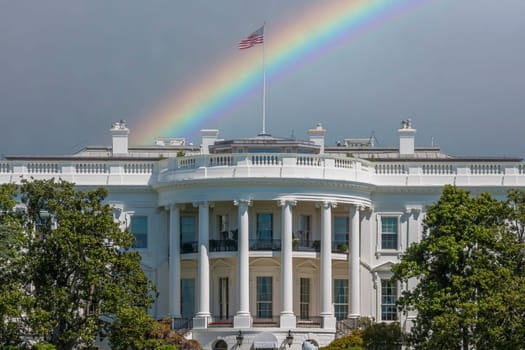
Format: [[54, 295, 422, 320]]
[[256, 213, 273, 240], [381, 217, 398, 250], [219, 277, 229, 320], [300, 278, 310, 320], [256, 276, 272, 318], [381, 279, 397, 321], [298, 215, 311, 243], [130, 216, 147, 248], [217, 214, 229, 239], [334, 216, 348, 246], [181, 215, 196, 243], [181, 278, 195, 319], [334, 279, 348, 320], [181, 216, 196, 253]]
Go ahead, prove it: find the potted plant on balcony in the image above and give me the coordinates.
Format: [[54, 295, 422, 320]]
[[292, 234, 299, 250], [312, 240, 321, 251], [338, 243, 349, 253]]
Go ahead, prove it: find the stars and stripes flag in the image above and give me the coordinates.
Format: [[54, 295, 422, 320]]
[[238, 25, 264, 50]]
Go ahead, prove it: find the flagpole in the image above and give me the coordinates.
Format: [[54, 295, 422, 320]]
[[261, 23, 267, 135]]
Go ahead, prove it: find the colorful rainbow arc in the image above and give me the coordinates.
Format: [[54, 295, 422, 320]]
[[134, 0, 424, 144]]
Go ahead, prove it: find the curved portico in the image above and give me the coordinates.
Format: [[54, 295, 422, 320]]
[[160, 175, 371, 330]]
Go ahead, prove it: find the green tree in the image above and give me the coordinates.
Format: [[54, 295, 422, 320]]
[[0, 179, 156, 349], [392, 185, 525, 349]]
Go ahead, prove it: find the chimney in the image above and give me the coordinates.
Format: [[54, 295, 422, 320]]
[[308, 123, 326, 154], [398, 119, 416, 156], [110, 120, 129, 156], [200, 129, 219, 154]]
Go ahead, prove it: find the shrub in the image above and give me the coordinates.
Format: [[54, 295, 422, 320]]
[[320, 329, 364, 350], [33, 344, 56, 350], [362, 322, 403, 350], [156, 346, 179, 350]]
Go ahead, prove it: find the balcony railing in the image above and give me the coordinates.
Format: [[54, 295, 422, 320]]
[[172, 317, 193, 335], [208, 315, 234, 328], [181, 241, 198, 254], [293, 239, 321, 252], [252, 316, 280, 327], [249, 239, 281, 251], [209, 239, 238, 252], [297, 316, 322, 328]]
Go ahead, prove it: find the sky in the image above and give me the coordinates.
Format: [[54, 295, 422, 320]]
[[1, 0, 525, 158]]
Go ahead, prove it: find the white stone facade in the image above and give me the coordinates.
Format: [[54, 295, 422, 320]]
[[1, 121, 524, 350]]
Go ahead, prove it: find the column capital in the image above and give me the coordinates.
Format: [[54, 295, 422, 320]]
[[193, 201, 210, 208], [166, 203, 185, 211], [278, 199, 297, 207], [316, 201, 337, 209], [234, 199, 252, 207]]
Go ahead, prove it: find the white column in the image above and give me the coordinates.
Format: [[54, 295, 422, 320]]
[[194, 201, 210, 327], [280, 199, 296, 328], [234, 200, 252, 328], [320, 201, 336, 329], [349, 205, 361, 318], [169, 204, 181, 318]]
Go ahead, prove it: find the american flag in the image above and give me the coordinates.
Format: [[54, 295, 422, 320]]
[[238, 25, 264, 50]]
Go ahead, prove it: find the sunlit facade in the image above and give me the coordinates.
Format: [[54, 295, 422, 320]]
[[2, 120, 524, 349]]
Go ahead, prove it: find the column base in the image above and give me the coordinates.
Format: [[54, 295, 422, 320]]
[[321, 314, 337, 330], [280, 313, 296, 328], [233, 313, 252, 328], [193, 313, 211, 329]]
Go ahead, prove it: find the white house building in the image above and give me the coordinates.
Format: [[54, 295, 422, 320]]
[[1, 119, 524, 350]]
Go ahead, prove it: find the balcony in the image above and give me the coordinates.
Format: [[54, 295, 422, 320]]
[[181, 241, 198, 254], [249, 239, 281, 251], [209, 239, 238, 252], [292, 239, 320, 252]]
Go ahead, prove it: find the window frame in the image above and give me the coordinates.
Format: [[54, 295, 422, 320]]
[[129, 215, 148, 249], [377, 213, 402, 252], [380, 279, 398, 321], [256, 276, 273, 319], [333, 278, 349, 320]]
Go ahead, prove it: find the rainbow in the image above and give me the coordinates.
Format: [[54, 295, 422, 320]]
[[134, 0, 426, 144]]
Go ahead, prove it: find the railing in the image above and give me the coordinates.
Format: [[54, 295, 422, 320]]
[[249, 239, 281, 251], [0, 163, 11, 173], [251, 154, 281, 166], [470, 163, 502, 174], [209, 239, 238, 252], [293, 240, 320, 252], [27, 163, 61, 174], [3, 155, 525, 189], [336, 319, 359, 336], [375, 163, 407, 174], [252, 316, 280, 327], [209, 316, 234, 327], [297, 316, 322, 328], [76, 163, 108, 174], [208, 155, 234, 167], [297, 156, 321, 167], [172, 317, 193, 335], [181, 241, 198, 254], [422, 163, 455, 175], [124, 163, 154, 174]]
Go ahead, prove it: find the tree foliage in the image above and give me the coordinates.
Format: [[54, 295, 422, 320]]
[[0, 179, 156, 349], [392, 185, 525, 349]]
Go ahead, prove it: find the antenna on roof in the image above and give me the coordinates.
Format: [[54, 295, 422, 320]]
[[290, 129, 295, 139]]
